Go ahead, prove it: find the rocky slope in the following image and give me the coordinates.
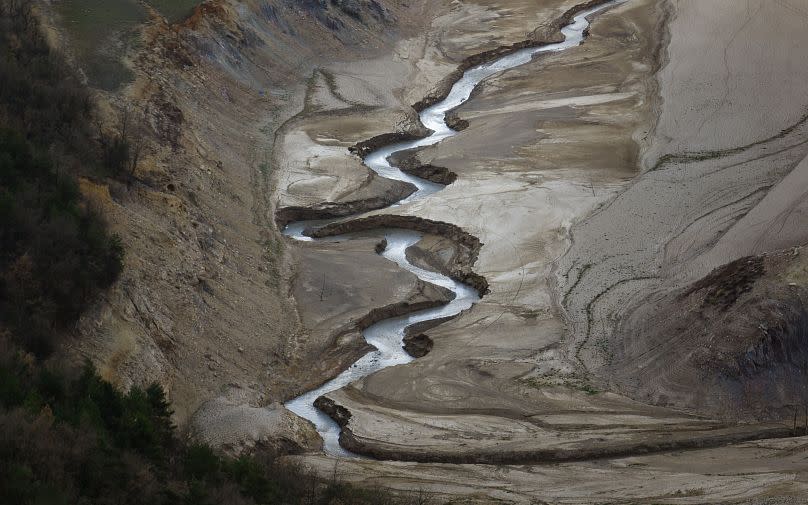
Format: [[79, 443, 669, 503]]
[[44, 0, 440, 430]]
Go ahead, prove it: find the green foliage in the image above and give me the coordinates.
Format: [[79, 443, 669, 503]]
[[0, 356, 171, 459], [0, 345, 427, 505], [0, 1, 125, 356], [185, 444, 222, 480], [0, 129, 124, 355]]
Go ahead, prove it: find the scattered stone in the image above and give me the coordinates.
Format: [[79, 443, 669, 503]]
[[403, 333, 433, 358]]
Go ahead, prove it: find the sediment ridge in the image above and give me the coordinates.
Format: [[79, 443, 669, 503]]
[[274, 179, 416, 228], [307, 215, 489, 296], [326, 403, 793, 464]]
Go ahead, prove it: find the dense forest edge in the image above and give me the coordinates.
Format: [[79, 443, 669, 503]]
[[0, 2, 428, 503]]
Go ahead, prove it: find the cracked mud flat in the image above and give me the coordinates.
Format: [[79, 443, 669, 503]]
[[269, 0, 808, 502]]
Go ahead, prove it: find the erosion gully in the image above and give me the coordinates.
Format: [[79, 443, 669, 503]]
[[283, 0, 625, 458]]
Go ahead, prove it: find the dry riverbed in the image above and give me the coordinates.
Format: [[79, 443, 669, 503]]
[[274, 0, 808, 502]]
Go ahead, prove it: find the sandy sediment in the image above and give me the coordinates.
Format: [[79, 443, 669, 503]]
[[557, 0, 808, 420], [289, 435, 808, 503], [190, 398, 323, 456]]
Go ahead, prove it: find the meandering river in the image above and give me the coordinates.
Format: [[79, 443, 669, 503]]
[[283, 0, 624, 457]]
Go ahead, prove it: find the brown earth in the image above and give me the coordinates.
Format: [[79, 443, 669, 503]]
[[273, 0, 808, 500], [43, 0, 808, 502], [558, 0, 808, 424], [43, 0, 452, 428]]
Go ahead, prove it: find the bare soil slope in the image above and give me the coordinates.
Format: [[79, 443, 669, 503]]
[[49, 0, 440, 427], [559, 0, 808, 421]]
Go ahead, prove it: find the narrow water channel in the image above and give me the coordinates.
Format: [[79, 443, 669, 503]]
[[283, 0, 625, 457]]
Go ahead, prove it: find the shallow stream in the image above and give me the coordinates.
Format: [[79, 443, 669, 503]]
[[283, 0, 624, 457]]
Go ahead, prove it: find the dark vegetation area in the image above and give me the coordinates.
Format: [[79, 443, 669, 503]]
[[0, 3, 429, 503], [0, 0, 124, 356], [0, 343, 418, 505], [682, 256, 766, 310]]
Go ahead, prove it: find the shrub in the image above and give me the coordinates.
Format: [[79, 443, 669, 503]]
[[0, 0, 125, 356], [0, 129, 124, 355], [0, 343, 428, 505]]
